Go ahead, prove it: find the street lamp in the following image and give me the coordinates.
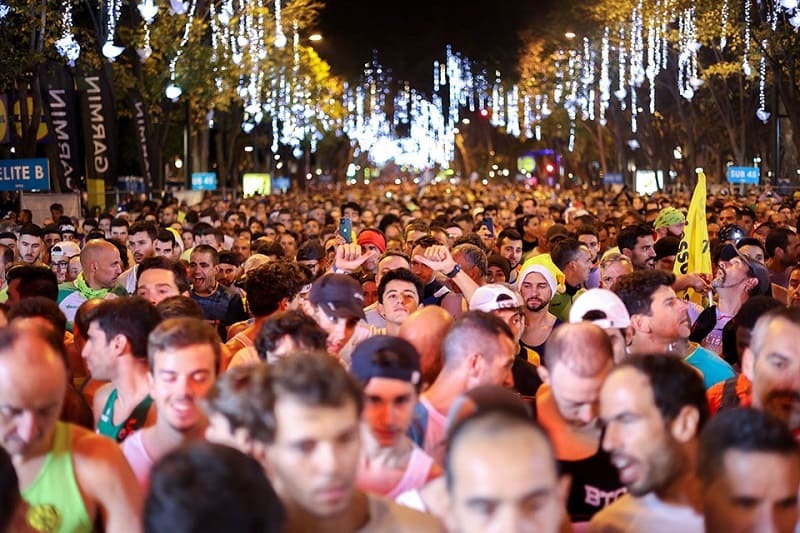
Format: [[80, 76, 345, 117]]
[[309, 33, 323, 42]]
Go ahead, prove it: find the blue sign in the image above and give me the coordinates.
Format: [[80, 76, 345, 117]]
[[192, 172, 217, 191], [603, 172, 624, 184], [727, 166, 760, 185], [0, 158, 50, 191]]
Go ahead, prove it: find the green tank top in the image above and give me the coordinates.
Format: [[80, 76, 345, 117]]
[[22, 422, 93, 533], [97, 389, 153, 442]]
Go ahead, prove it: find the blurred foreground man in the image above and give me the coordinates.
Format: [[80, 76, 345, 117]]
[[698, 408, 799, 533], [0, 326, 141, 531], [590, 355, 707, 532], [446, 409, 569, 533]]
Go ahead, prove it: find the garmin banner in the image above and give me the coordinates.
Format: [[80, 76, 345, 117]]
[[128, 90, 154, 190], [77, 71, 118, 187], [39, 62, 85, 192]]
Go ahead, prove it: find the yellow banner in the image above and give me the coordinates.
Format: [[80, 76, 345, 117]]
[[673, 171, 711, 304]]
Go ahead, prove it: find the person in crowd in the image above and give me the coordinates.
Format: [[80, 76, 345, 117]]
[[569, 288, 631, 364], [446, 408, 569, 533], [496, 228, 524, 283], [135, 256, 191, 306], [226, 260, 308, 368], [485, 254, 511, 284], [207, 352, 440, 530], [517, 258, 562, 366], [357, 228, 387, 275], [364, 251, 413, 328], [398, 305, 453, 389], [653, 207, 686, 239], [58, 239, 126, 325], [253, 309, 329, 363], [376, 268, 423, 336], [7, 265, 59, 306], [550, 238, 592, 321], [469, 283, 541, 397], [765, 227, 800, 289], [303, 272, 368, 362], [698, 408, 799, 533], [350, 336, 441, 498], [575, 224, 602, 289], [189, 244, 248, 339], [83, 297, 161, 441], [121, 317, 220, 488], [50, 241, 81, 284], [613, 270, 736, 389], [617, 224, 656, 271], [599, 252, 633, 289], [742, 306, 800, 436], [144, 442, 285, 533], [0, 326, 142, 530], [591, 354, 707, 532], [18, 224, 44, 267], [413, 311, 515, 463], [537, 323, 624, 523]]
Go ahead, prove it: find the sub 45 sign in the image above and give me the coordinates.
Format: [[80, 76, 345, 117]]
[[727, 166, 759, 185]]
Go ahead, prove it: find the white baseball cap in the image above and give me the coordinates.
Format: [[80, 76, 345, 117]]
[[469, 284, 522, 312], [50, 241, 81, 259], [569, 288, 631, 329]]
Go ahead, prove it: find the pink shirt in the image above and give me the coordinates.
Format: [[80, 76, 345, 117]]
[[120, 429, 153, 490]]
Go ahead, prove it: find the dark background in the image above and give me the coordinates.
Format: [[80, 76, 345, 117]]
[[317, 0, 555, 88]]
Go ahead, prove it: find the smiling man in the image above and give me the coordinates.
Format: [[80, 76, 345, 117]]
[[120, 317, 220, 489]]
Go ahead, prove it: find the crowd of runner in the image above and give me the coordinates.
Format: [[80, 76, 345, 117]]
[[0, 178, 799, 532]]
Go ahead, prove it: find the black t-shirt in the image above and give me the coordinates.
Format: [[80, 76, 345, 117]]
[[529, 399, 627, 522]]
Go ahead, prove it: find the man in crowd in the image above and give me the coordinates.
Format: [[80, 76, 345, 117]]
[[613, 270, 736, 389], [121, 317, 220, 487], [83, 297, 161, 441], [58, 239, 126, 326], [110, 217, 130, 245], [599, 253, 633, 289], [364, 251, 412, 328], [569, 288, 631, 364], [350, 336, 440, 499], [576, 224, 601, 289], [742, 306, 800, 436], [135, 256, 191, 306], [765, 227, 800, 288], [118, 221, 158, 294], [550, 238, 592, 322], [398, 305, 454, 390], [496, 228, 524, 283], [446, 408, 569, 533], [0, 326, 142, 530], [518, 259, 562, 366], [376, 268, 423, 336], [206, 352, 439, 530], [18, 224, 44, 266], [414, 311, 516, 463], [591, 355, 707, 531], [303, 272, 367, 361], [537, 323, 624, 523], [653, 207, 686, 239], [189, 244, 247, 339], [618, 224, 656, 271], [698, 408, 799, 533]]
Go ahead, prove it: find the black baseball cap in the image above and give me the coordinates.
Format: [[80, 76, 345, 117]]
[[350, 335, 421, 387]]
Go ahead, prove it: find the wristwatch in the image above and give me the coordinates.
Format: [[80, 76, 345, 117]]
[[445, 264, 462, 278]]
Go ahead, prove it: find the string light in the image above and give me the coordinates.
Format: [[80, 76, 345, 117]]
[[55, 0, 80, 66], [757, 40, 770, 123], [101, 0, 124, 60]]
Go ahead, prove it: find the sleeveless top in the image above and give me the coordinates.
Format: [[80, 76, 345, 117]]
[[386, 447, 435, 499], [96, 390, 153, 443], [22, 422, 92, 533]]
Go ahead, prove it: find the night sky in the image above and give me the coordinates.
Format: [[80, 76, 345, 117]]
[[317, 0, 555, 89]]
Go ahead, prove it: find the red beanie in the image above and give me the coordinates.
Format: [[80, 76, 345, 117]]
[[357, 229, 386, 253]]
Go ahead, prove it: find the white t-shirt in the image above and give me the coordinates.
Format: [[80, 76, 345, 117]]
[[588, 492, 704, 533]]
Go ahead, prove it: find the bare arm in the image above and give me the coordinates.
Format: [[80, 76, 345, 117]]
[[73, 428, 143, 533]]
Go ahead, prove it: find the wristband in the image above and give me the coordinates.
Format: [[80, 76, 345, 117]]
[[445, 264, 462, 278]]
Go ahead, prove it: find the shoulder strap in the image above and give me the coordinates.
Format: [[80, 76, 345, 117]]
[[407, 402, 429, 448], [719, 377, 740, 410]]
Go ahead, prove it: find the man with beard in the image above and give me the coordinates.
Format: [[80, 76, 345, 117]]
[[536, 323, 624, 523], [590, 354, 707, 532], [18, 224, 44, 266], [496, 228, 523, 283], [518, 260, 562, 367], [121, 317, 219, 488], [653, 207, 686, 240], [618, 224, 656, 271], [742, 307, 800, 437], [117, 221, 157, 294], [692, 244, 769, 355], [613, 270, 736, 389]]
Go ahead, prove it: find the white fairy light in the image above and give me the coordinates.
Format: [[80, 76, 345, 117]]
[[55, 0, 80, 66], [720, 0, 729, 50], [274, 0, 287, 48], [757, 40, 770, 123], [743, 0, 752, 76]]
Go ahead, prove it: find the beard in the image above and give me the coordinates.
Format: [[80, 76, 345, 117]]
[[526, 299, 549, 312]]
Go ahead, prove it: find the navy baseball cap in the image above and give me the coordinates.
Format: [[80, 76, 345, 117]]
[[350, 335, 421, 387]]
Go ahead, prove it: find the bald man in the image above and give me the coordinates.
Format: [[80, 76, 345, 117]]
[[58, 240, 126, 327], [0, 326, 141, 531], [399, 306, 454, 389]]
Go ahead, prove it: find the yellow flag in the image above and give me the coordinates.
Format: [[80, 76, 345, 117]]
[[673, 171, 712, 305]]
